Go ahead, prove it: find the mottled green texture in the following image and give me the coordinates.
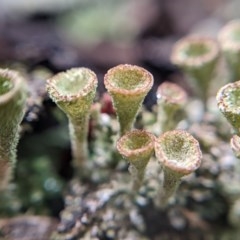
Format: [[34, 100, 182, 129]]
[[0, 69, 27, 189], [155, 130, 202, 207], [216, 81, 240, 134], [117, 130, 155, 191], [46, 68, 97, 170], [104, 64, 153, 136], [156, 82, 187, 133], [171, 37, 219, 104], [218, 19, 240, 81]]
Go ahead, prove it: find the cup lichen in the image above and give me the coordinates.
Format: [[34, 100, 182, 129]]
[[0, 69, 27, 189], [218, 19, 240, 81], [171, 36, 219, 105], [104, 64, 153, 136], [155, 130, 202, 207], [156, 81, 187, 133], [117, 129, 155, 191], [46, 68, 98, 173], [216, 80, 240, 135]]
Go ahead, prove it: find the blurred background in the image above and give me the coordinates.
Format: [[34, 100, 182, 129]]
[[0, 0, 236, 86]]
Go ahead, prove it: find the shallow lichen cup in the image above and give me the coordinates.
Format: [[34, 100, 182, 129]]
[[46, 68, 98, 172], [0, 69, 27, 189], [104, 64, 153, 136], [171, 36, 219, 105], [218, 19, 240, 81], [117, 129, 155, 191], [155, 130, 202, 207]]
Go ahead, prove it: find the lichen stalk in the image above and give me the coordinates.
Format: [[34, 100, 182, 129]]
[[117, 130, 155, 191], [46, 68, 97, 172], [0, 69, 27, 189], [158, 169, 181, 207], [171, 36, 219, 106], [104, 64, 153, 136], [218, 19, 240, 81], [155, 130, 202, 208], [156, 82, 187, 133]]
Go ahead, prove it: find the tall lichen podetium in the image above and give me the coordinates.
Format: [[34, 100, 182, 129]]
[[216, 80, 240, 157], [46, 68, 97, 173], [155, 130, 202, 208], [218, 19, 240, 82], [0, 69, 27, 189], [156, 81, 187, 134], [104, 64, 153, 136], [171, 36, 219, 108], [117, 130, 155, 191]]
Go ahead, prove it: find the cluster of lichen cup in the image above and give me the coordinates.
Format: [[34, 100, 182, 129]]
[[45, 64, 202, 208], [3, 19, 240, 210], [0, 62, 203, 209]]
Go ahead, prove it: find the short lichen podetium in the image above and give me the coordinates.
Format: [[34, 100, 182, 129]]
[[155, 130, 202, 208], [0, 69, 27, 189], [171, 36, 219, 107], [216, 80, 240, 135], [46, 68, 97, 172], [156, 82, 187, 134], [216, 81, 240, 156], [117, 130, 155, 191], [104, 64, 153, 136], [218, 19, 240, 82]]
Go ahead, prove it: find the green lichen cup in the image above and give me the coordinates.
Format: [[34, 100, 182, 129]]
[[0, 69, 27, 189], [46, 68, 98, 172], [218, 19, 240, 82], [104, 64, 153, 136], [155, 130, 202, 207], [216, 80, 240, 135], [117, 129, 155, 191], [156, 81, 187, 133], [171, 36, 219, 105]]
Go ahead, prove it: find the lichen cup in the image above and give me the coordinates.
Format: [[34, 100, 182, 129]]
[[104, 64, 153, 136], [216, 80, 240, 135], [117, 129, 155, 191], [171, 36, 219, 107], [46, 68, 98, 173], [0, 69, 27, 189], [155, 130, 202, 207], [156, 82, 187, 133], [218, 19, 240, 82]]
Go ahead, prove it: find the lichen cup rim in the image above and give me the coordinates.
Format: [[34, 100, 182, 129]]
[[104, 64, 153, 96], [46, 67, 98, 102], [218, 19, 240, 51], [0, 69, 24, 105], [216, 80, 240, 115], [156, 81, 187, 105], [171, 36, 219, 68], [155, 130, 202, 176], [117, 129, 155, 159]]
